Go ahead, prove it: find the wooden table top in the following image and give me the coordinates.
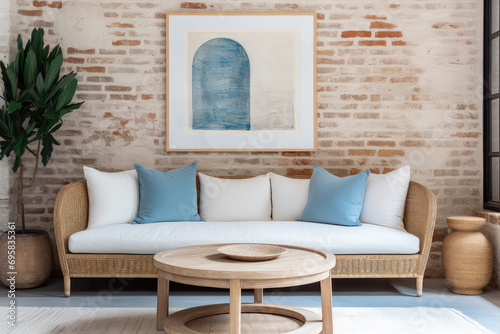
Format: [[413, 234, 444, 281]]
[[154, 244, 336, 280]]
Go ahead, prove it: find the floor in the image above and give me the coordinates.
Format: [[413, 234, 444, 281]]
[[1, 278, 500, 333]]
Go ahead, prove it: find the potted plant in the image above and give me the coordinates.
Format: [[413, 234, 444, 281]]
[[0, 28, 84, 288]]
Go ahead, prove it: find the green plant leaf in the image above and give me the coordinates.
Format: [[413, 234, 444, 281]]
[[17, 35, 23, 52], [12, 155, 20, 172], [8, 101, 21, 114], [31, 29, 44, 62], [19, 81, 36, 101], [49, 122, 63, 134], [23, 50, 38, 85], [0, 142, 13, 160], [12, 52, 20, 76], [47, 45, 61, 63], [36, 72, 44, 97], [26, 121, 36, 135], [58, 101, 84, 117], [45, 72, 76, 102], [42, 105, 59, 120], [12, 131, 27, 157], [55, 78, 77, 111], [5, 66, 18, 100], [44, 53, 62, 93], [41, 133, 55, 166]]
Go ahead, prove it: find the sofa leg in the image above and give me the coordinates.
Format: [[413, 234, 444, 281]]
[[416, 276, 423, 297], [64, 276, 71, 297]]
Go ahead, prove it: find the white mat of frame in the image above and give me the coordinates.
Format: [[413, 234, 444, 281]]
[[1, 307, 494, 334]]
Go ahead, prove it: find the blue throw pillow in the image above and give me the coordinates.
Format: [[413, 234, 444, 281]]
[[299, 166, 370, 226], [132, 162, 201, 224]]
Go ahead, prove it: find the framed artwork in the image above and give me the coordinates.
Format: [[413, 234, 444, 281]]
[[166, 13, 317, 151]]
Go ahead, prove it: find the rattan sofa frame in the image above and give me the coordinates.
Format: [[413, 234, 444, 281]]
[[54, 178, 436, 297]]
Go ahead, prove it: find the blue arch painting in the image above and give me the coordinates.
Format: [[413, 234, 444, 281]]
[[192, 38, 250, 131]]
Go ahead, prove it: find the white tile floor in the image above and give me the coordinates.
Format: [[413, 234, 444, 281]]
[[1, 278, 499, 332]]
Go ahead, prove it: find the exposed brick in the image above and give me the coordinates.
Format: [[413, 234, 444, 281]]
[[48, 1, 62, 8], [105, 85, 132, 92], [77, 66, 105, 73], [110, 94, 138, 100], [328, 41, 354, 46], [99, 49, 127, 55], [318, 50, 335, 56], [390, 76, 418, 83], [87, 76, 113, 83], [286, 168, 313, 176], [392, 40, 407, 46], [341, 31, 372, 38], [18, 9, 43, 16], [282, 152, 312, 157], [142, 94, 154, 100], [375, 31, 403, 38], [180, 2, 207, 9], [348, 149, 377, 156], [112, 40, 141, 46], [432, 23, 460, 29], [32, 20, 53, 27], [337, 140, 364, 147], [275, 3, 299, 9], [340, 94, 368, 101], [365, 15, 387, 20], [354, 112, 380, 119], [76, 84, 101, 91], [367, 140, 396, 147], [76, 94, 106, 100], [64, 57, 85, 64], [451, 132, 480, 138], [106, 22, 135, 28], [67, 47, 95, 55], [33, 1, 47, 7], [378, 149, 405, 157], [351, 167, 380, 174], [359, 40, 387, 46], [104, 12, 119, 18], [370, 21, 397, 29], [400, 140, 426, 147]]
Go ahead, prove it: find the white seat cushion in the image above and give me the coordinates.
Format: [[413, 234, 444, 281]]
[[68, 221, 420, 255]]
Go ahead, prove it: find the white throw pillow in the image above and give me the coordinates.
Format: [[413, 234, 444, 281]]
[[359, 166, 411, 231], [83, 166, 139, 229], [270, 173, 310, 221], [198, 173, 271, 221]]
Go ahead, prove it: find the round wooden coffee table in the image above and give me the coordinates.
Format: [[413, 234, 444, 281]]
[[154, 244, 336, 334]]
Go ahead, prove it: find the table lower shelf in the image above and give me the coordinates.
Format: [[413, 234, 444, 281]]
[[164, 303, 323, 334]]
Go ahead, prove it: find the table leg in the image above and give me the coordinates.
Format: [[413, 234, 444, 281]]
[[157, 276, 170, 331], [230, 279, 241, 334], [320, 275, 333, 334], [254, 288, 263, 303]]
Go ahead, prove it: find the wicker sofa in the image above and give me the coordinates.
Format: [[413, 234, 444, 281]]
[[54, 176, 436, 298]]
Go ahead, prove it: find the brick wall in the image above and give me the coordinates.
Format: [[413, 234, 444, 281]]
[[0, 0, 11, 231], [8, 0, 483, 277]]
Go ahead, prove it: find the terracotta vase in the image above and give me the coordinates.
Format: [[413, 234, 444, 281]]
[[442, 216, 493, 295], [0, 230, 53, 289]]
